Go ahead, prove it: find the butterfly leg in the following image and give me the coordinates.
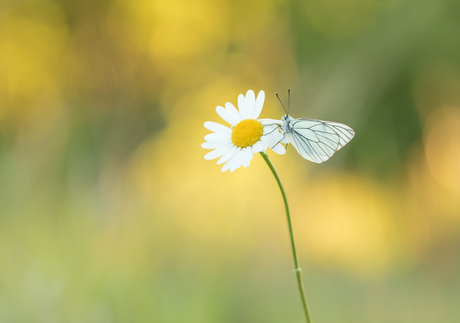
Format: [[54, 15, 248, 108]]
[[263, 123, 282, 136], [271, 132, 288, 150]]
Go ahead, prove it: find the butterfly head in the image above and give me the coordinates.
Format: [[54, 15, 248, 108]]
[[280, 114, 292, 133]]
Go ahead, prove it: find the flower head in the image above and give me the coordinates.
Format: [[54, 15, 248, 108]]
[[202, 90, 286, 172]]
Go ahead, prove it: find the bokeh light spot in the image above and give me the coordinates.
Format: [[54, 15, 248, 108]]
[[425, 106, 460, 193]]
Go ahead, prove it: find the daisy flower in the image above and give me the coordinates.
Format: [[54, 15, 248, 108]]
[[202, 90, 286, 172]]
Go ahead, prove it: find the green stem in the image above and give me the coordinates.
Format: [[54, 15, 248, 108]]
[[260, 152, 313, 323]]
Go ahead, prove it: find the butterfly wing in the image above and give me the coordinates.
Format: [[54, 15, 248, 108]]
[[286, 118, 355, 163]]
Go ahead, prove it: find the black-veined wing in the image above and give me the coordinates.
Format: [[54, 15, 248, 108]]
[[287, 118, 355, 163]]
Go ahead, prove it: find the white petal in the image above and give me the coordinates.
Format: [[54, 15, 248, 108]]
[[204, 121, 231, 134], [221, 161, 231, 172], [272, 131, 285, 143], [242, 147, 253, 167], [238, 94, 247, 119], [261, 134, 286, 155], [202, 141, 232, 150], [245, 90, 256, 119], [263, 124, 281, 135], [252, 90, 265, 119], [230, 148, 244, 172], [217, 145, 237, 164], [204, 133, 231, 142], [270, 142, 286, 155], [204, 146, 231, 160], [261, 134, 281, 150], [252, 141, 267, 153], [263, 129, 284, 144], [260, 118, 283, 126], [216, 106, 238, 126], [224, 102, 242, 124], [221, 149, 239, 172]]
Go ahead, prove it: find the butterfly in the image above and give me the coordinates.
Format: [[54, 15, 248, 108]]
[[273, 90, 355, 163]]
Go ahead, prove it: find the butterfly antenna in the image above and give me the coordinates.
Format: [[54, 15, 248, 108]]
[[275, 92, 288, 115], [288, 89, 291, 114]]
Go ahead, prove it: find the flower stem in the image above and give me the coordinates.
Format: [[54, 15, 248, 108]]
[[260, 152, 313, 323]]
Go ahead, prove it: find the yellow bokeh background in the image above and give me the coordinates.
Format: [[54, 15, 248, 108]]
[[1, 0, 460, 321]]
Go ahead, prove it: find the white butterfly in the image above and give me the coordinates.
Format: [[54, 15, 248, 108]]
[[272, 90, 355, 163]]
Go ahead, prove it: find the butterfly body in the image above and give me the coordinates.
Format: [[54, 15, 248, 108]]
[[280, 114, 355, 163]]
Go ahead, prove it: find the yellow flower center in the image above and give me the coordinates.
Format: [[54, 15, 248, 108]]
[[231, 119, 264, 148]]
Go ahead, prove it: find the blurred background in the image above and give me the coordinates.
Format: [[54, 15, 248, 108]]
[[1, 0, 460, 321]]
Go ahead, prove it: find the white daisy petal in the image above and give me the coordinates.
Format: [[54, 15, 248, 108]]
[[269, 131, 285, 142], [245, 90, 256, 119], [242, 147, 253, 167], [201, 141, 223, 149], [221, 161, 231, 172], [221, 149, 239, 172], [216, 106, 238, 125], [201, 141, 233, 149], [224, 102, 242, 124], [204, 121, 232, 134], [263, 124, 280, 135], [271, 142, 286, 155], [272, 144, 286, 155], [252, 141, 267, 153], [260, 118, 283, 126], [217, 145, 237, 165], [230, 148, 244, 172], [261, 135, 286, 155], [205, 146, 232, 160], [253, 90, 265, 119], [260, 135, 274, 147], [204, 133, 231, 142], [238, 94, 247, 119]]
